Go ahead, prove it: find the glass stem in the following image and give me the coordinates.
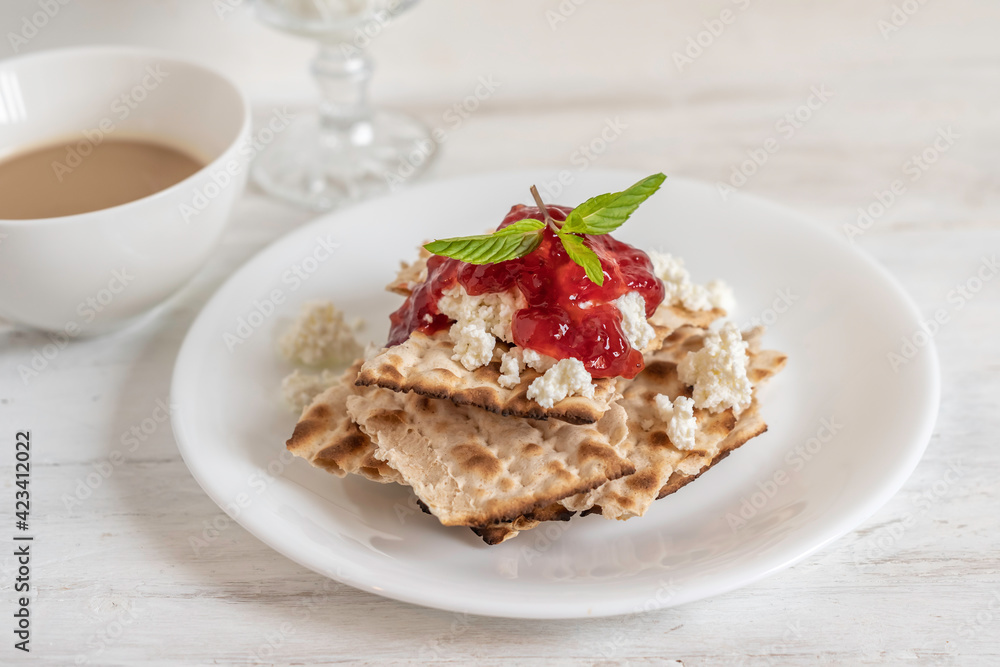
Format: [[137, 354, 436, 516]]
[[311, 41, 374, 142]]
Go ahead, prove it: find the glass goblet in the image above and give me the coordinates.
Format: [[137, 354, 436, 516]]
[[253, 0, 436, 211]]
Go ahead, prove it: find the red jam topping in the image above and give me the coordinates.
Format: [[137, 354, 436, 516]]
[[387, 204, 665, 379]]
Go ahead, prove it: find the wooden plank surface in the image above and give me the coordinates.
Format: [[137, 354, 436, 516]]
[[1, 0, 998, 664]]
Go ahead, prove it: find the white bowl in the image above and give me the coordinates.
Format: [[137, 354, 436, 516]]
[[0, 46, 251, 334]]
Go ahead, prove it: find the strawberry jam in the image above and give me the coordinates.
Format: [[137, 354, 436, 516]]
[[387, 204, 665, 379]]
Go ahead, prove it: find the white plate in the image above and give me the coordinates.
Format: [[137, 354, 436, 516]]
[[171, 170, 939, 619]]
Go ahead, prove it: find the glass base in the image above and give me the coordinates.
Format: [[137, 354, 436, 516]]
[[252, 110, 437, 211]]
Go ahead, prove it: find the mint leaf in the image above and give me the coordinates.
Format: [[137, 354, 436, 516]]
[[561, 173, 666, 235], [493, 218, 545, 235], [424, 173, 668, 283], [424, 227, 543, 265], [558, 233, 604, 286], [562, 192, 618, 223]]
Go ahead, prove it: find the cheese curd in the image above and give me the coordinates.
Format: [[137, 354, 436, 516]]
[[438, 284, 526, 371], [613, 291, 655, 351], [497, 346, 560, 389], [521, 347, 555, 372], [278, 300, 363, 367], [450, 322, 495, 370], [648, 251, 734, 312], [654, 394, 698, 450], [280, 369, 339, 413], [526, 358, 596, 408], [706, 279, 736, 313], [677, 322, 752, 415], [497, 348, 523, 389]]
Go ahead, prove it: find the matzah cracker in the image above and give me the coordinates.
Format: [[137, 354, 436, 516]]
[[480, 327, 786, 541], [475, 402, 768, 544], [286, 361, 403, 485], [356, 304, 722, 425], [470, 503, 571, 545], [386, 249, 430, 296], [356, 331, 619, 425], [285, 327, 783, 543], [346, 389, 634, 527]]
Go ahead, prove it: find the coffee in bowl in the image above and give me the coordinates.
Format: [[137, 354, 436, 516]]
[[0, 137, 204, 220], [0, 46, 251, 334]]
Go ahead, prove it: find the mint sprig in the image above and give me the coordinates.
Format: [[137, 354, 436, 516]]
[[422, 173, 666, 285], [423, 223, 544, 265], [493, 218, 546, 236], [559, 232, 605, 285], [560, 173, 666, 235]]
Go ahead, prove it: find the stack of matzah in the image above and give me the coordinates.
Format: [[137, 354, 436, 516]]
[[286, 262, 787, 544]]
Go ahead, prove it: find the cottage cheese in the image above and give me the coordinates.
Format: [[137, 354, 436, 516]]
[[498, 346, 560, 389], [278, 300, 363, 367], [497, 348, 523, 389], [613, 291, 655, 350], [526, 357, 596, 408], [706, 279, 736, 313], [450, 322, 496, 370], [677, 322, 752, 415], [522, 347, 555, 372], [280, 369, 340, 413], [648, 251, 735, 313], [654, 394, 698, 450], [438, 284, 526, 371]]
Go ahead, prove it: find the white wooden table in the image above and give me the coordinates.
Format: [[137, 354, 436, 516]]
[[2, 1, 999, 664]]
